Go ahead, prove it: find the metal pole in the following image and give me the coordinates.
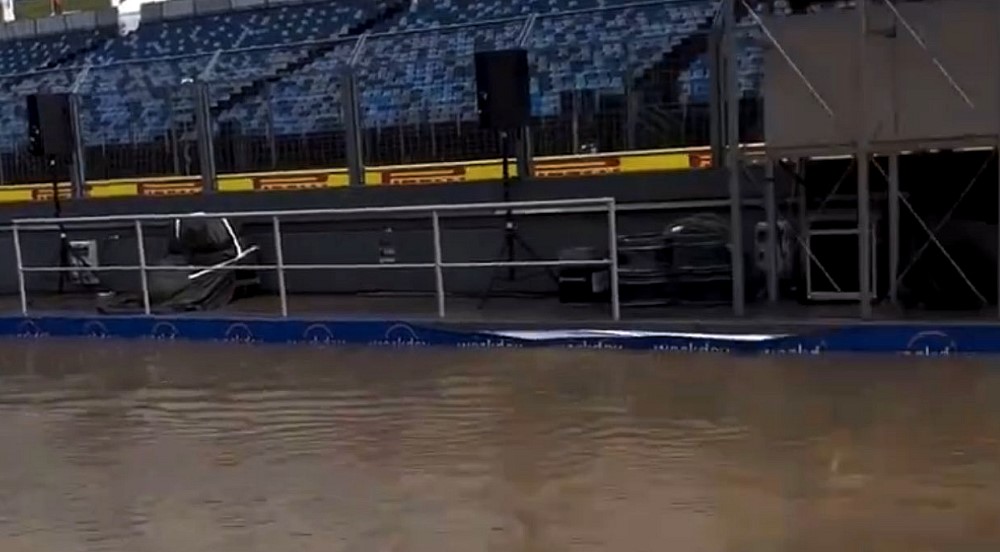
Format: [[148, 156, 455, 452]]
[[341, 69, 365, 187], [857, 0, 873, 319], [888, 153, 900, 304], [797, 159, 809, 280], [607, 200, 620, 321], [709, 19, 723, 164], [193, 82, 217, 193], [432, 211, 446, 318], [272, 216, 288, 317], [134, 220, 151, 316], [765, 158, 779, 303], [516, 126, 533, 180], [68, 93, 86, 199], [12, 225, 27, 315], [625, 78, 637, 150], [725, 0, 745, 316], [264, 83, 278, 170], [571, 90, 581, 153]]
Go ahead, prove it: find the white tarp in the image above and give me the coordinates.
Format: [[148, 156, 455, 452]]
[[487, 330, 787, 342]]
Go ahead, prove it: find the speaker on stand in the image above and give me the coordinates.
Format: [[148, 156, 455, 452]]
[[474, 49, 556, 308], [26, 93, 96, 295]]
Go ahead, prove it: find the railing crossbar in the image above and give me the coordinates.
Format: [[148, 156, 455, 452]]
[[11, 198, 614, 227], [20, 259, 612, 273]]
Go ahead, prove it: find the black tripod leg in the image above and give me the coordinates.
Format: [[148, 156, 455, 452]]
[[57, 234, 69, 294], [511, 233, 558, 284], [477, 238, 513, 310]]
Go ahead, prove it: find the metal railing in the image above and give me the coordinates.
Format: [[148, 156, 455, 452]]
[[11, 197, 621, 320]]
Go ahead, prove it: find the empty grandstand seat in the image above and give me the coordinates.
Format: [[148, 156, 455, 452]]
[[0, 0, 378, 150], [1, 0, 782, 160], [0, 31, 101, 75]]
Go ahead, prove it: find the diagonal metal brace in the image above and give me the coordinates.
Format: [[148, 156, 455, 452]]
[[881, 0, 975, 110], [884, 152, 996, 285], [740, 0, 836, 118], [897, 193, 988, 306]]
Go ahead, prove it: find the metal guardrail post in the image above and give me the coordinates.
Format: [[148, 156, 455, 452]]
[[12, 225, 28, 316], [134, 220, 152, 315], [432, 210, 446, 318], [273, 216, 289, 317], [607, 200, 620, 321], [68, 93, 87, 199], [193, 81, 218, 193], [341, 69, 366, 187]]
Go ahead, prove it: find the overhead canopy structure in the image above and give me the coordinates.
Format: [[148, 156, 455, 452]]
[[745, 0, 1000, 319], [762, 0, 997, 157]]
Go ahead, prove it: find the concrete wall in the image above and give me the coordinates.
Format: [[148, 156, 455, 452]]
[[0, 170, 766, 298]]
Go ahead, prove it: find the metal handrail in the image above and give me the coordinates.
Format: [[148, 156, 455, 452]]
[[11, 197, 615, 226], [12, 197, 621, 322]]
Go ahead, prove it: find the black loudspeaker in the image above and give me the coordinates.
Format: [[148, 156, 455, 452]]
[[474, 49, 530, 130], [27, 93, 73, 158]]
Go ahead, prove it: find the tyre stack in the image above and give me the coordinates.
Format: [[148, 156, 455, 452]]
[[666, 214, 732, 305], [617, 232, 672, 306]]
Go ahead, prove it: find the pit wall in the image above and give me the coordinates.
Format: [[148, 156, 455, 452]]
[[0, 166, 765, 298], [0, 146, 718, 203]]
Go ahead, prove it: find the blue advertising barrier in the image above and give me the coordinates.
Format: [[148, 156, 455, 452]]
[[0, 313, 995, 355]]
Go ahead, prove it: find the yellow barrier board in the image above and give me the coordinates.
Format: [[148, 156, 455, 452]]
[[0, 145, 746, 204]]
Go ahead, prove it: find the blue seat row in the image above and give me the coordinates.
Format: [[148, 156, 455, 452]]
[[0, 0, 776, 150]]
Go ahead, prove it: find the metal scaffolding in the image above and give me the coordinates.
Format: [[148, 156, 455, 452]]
[[742, 0, 995, 319]]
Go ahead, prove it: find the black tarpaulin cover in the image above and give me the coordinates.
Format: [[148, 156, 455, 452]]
[[99, 217, 249, 314]]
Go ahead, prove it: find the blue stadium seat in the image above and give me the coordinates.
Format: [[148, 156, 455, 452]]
[[0, 0, 788, 155], [8, 0, 376, 147], [0, 31, 101, 75]]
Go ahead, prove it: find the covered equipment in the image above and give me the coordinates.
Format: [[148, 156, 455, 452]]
[[99, 216, 258, 314]]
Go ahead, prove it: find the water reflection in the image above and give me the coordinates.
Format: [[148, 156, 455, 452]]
[[0, 340, 996, 551]]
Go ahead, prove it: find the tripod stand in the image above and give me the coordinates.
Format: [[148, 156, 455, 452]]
[[50, 155, 72, 294], [48, 155, 97, 294], [477, 129, 556, 309]]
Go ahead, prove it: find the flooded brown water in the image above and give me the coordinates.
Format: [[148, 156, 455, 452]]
[[0, 340, 998, 551]]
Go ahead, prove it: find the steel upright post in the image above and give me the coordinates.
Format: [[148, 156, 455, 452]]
[[888, 153, 900, 304], [341, 69, 365, 187], [724, 0, 745, 315], [857, 0, 873, 319], [68, 94, 86, 199], [765, 158, 779, 303], [193, 81, 217, 193]]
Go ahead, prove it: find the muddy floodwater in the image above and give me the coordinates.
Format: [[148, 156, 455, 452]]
[[0, 339, 997, 551]]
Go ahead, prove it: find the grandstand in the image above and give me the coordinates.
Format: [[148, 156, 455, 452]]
[[0, 0, 781, 184]]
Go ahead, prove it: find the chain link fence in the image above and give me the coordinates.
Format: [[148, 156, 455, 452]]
[[79, 55, 214, 182]]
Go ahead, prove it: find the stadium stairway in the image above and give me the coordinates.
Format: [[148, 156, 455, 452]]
[[210, 0, 410, 119]]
